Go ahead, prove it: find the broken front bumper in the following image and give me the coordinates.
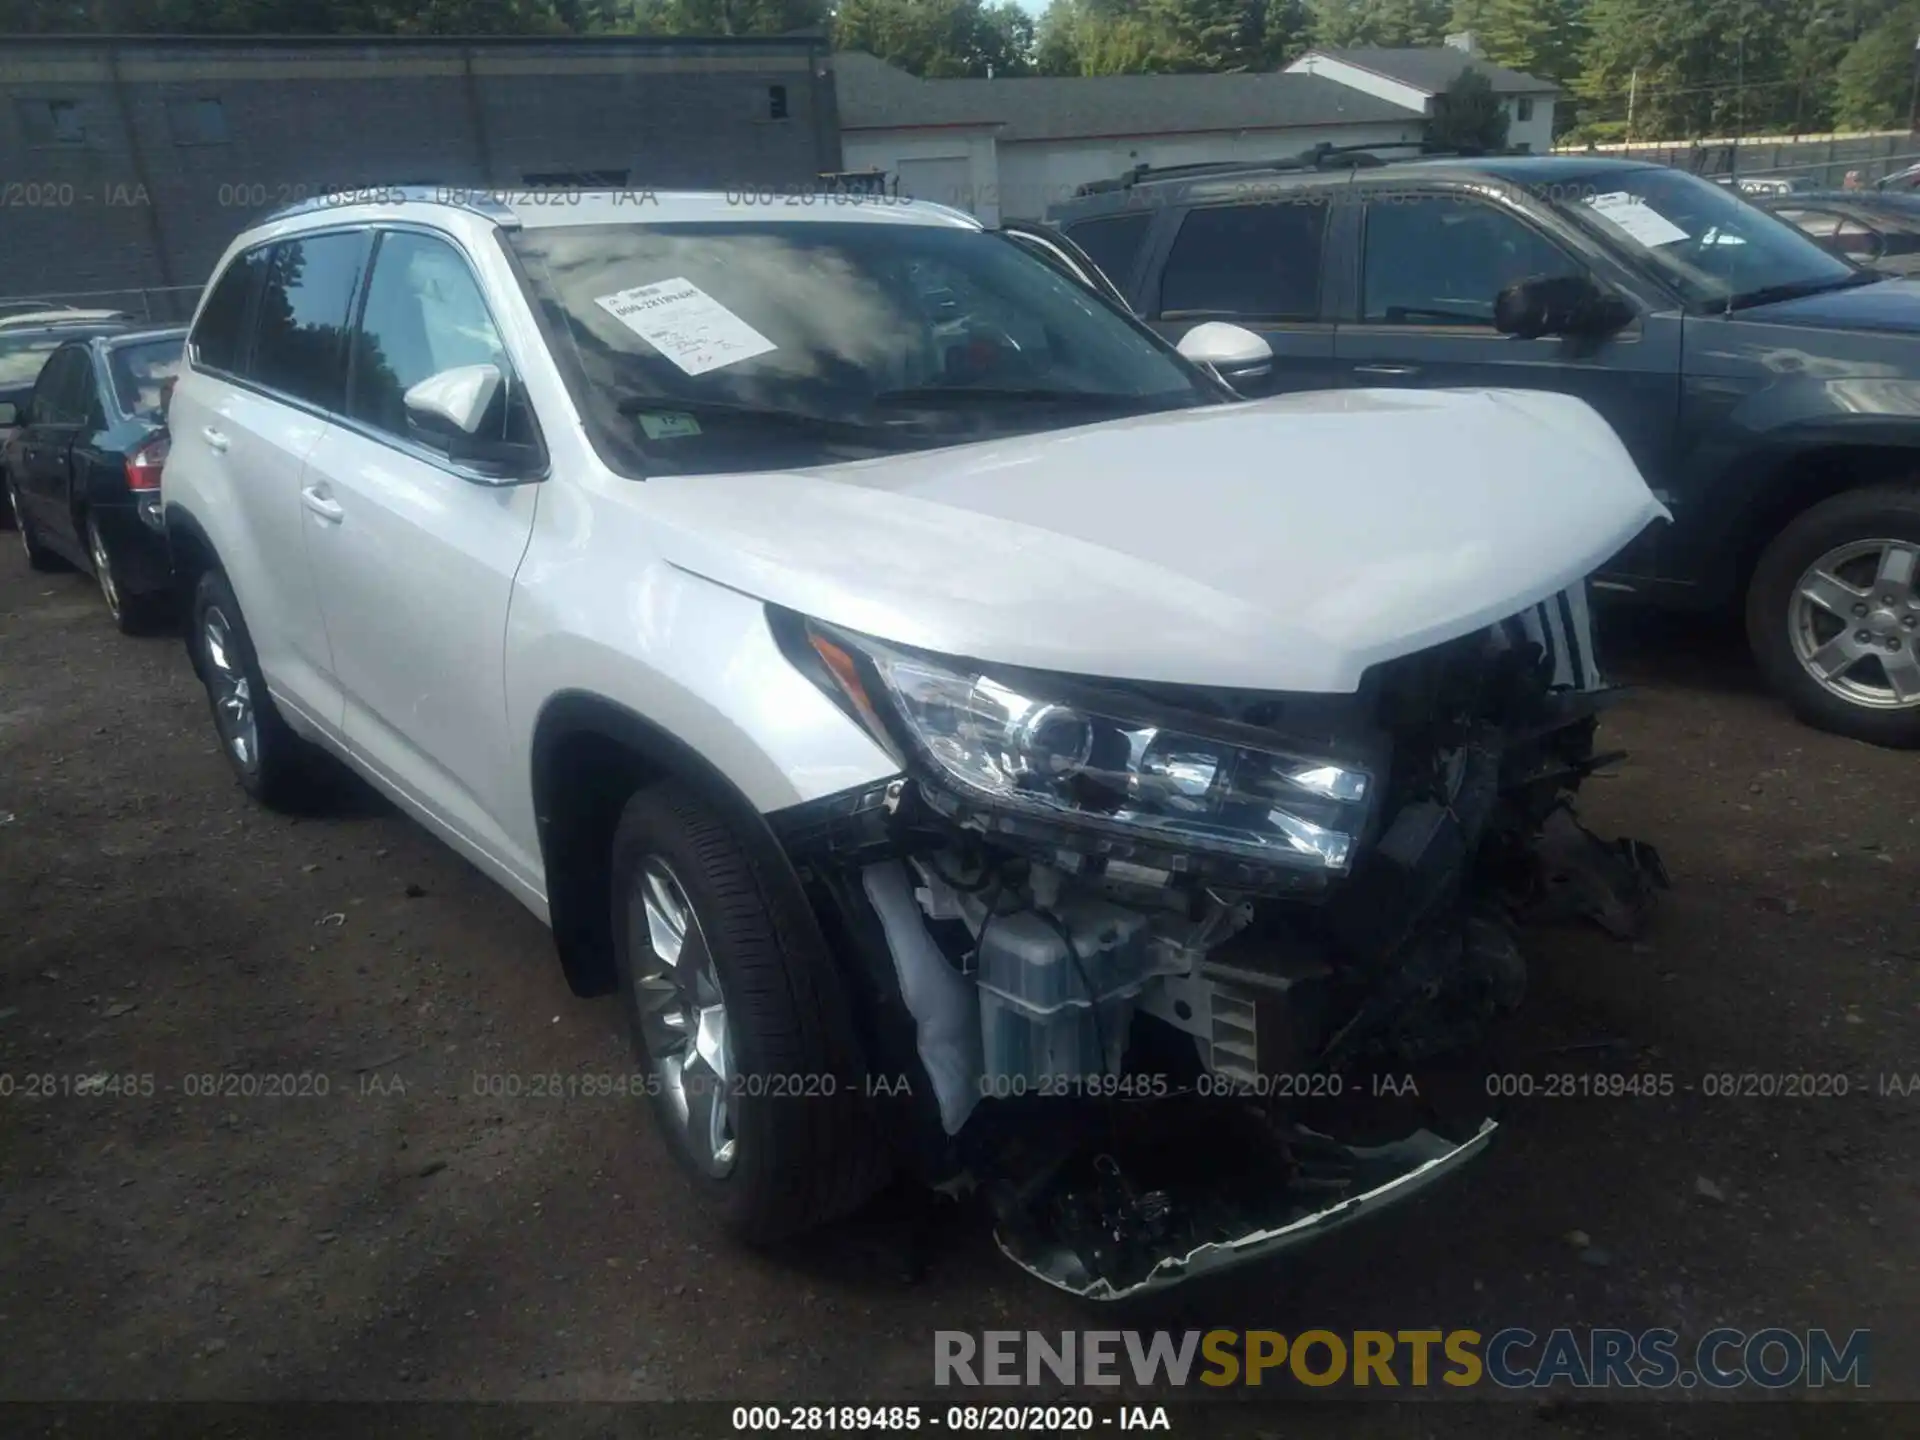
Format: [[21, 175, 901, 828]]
[[991, 1110, 1498, 1301]]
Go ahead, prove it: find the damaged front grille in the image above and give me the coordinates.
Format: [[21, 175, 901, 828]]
[[775, 585, 1666, 1298]]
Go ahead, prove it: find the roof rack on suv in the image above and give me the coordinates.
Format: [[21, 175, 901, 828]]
[[1072, 141, 1512, 196], [255, 183, 521, 230]]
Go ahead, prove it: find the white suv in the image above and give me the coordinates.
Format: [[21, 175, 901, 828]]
[[165, 188, 1667, 1299]]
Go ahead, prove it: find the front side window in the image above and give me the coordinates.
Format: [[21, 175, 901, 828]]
[[252, 230, 371, 411], [1361, 193, 1582, 327], [509, 219, 1213, 477], [108, 337, 184, 418], [191, 247, 266, 375], [1157, 200, 1328, 322], [349, 231, 508, 442]]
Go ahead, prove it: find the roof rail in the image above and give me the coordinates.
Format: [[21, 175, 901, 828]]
[[255, 183, 521, 230], [1072, 140, 1519, 196]]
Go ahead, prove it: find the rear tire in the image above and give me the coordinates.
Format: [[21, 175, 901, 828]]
[[610, 779, 887, 1243], [9, 476, 62, 572], [86, 511, 163, 635], [189, 569, 319, 809], [1747, 483, 1920, 748]]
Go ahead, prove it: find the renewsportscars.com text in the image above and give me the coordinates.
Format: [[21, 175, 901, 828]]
[[934, 1328, 1870, 1391]]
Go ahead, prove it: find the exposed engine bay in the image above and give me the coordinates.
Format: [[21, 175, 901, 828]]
[[771, 587, 1666, 1299]]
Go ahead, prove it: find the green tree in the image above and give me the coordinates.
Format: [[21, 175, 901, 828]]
[[1447, 0, 1586, 81], [1309, 0, 1452, 49], [1575, 0, 1810, 141], [1835, 1, 1920, 129], [1427, 61, 1511, 145], [835, 0, 1033, 76]]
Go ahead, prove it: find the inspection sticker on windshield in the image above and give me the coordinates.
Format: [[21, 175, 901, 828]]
[[1583, 192, 1690, 248], [634, 411, 703, 440], [594, 278, 777, 376]]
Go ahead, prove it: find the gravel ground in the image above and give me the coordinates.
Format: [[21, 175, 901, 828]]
[[0, 543, 1915, 1437]]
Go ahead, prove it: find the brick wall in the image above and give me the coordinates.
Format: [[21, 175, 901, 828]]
[[0, 37, 842, 320]]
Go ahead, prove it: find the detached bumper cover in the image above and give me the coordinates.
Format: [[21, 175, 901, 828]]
[[993, 1117, 1497, 1301]]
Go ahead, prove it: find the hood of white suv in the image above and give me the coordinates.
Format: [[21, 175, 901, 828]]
[[638, 386, 1668, 693]]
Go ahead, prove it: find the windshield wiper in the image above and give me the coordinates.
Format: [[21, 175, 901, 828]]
[[870, 385, 1178, 411], [1722, 270, 1882, 312], [614, 395, 910, 445]]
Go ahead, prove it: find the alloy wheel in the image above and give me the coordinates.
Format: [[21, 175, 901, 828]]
[[628, 856, 736, 1176], [201, 605, 259, 768], [1789, 538, 1920, 709], [87, 515, 121, 620]]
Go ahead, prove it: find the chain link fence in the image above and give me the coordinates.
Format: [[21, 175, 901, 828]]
[[0, 284, 205, 327]]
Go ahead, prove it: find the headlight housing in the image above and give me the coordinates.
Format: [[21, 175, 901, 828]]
[[800, 621, 1375, 873]]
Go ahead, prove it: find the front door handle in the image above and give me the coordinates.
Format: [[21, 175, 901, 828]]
[[1353, 363, 1422, 378], [301, 486, 344, 524], [201, 426, 230, 454]]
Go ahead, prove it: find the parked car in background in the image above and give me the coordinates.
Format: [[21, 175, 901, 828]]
[[1725, 175, 1818, 198], [160, 189, 1664, 1298], [0, 310, 136, 521], [1756, 190, 1920, 277], [4, 327, 184, 631], [1049, 152, 1920, 748], [1875, 161, 1920, 193]]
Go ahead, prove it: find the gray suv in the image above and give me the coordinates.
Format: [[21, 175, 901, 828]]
[[1050, 151, 1920, 748]]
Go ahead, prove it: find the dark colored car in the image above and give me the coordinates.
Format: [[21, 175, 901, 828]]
[[0, 313, 135, 519], [4, 328, 184, 632], [1757, 190, 1920, 276], [1046, 153, 1920, 747]]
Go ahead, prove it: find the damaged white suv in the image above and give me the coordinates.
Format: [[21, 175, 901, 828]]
[[165, 188, 1669, 1299]]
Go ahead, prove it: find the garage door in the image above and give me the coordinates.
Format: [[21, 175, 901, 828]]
[[894, 157, 974, 214]]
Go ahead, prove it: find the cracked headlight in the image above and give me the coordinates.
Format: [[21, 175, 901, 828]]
[[804, 623, 1374, 872]]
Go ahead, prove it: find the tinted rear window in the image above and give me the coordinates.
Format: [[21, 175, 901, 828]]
[[109, 338, 184, 417], [252, 232, 370, 411], [1158, 201, 1328, 320], [1064, 213, 1153, 291]]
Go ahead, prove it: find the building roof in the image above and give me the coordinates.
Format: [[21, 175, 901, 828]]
[[1299, 46, 1558, 97], [835, 52, 1425, 141]]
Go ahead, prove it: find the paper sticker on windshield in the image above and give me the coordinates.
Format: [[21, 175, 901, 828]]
[[635, 411, 703, 440], [1583, 192, 1690, 248], [593, 278, 776, 376]]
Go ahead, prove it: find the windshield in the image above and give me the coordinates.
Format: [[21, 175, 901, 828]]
[[508, 220, 1215, 476], [108, 337, 183, 418], [0, 334, 65, 389], [1554, 167, 1865, 310]]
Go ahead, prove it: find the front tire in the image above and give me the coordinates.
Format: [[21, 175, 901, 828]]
[[189, 570, 317, 808], [610, 779, 886, 1243], [1748, 483, 1920, 748], [9, 476, 62, 572]]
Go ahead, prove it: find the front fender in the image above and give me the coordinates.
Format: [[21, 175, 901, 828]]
[[504, 558, 897, 856], [1676, 367, 1920, 601]]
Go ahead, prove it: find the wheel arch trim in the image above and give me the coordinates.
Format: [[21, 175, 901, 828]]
[[528, 688, 830, 998]]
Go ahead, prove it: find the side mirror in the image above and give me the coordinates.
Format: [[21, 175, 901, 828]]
[[1495, 275, 1634, 341], [402, 362, 541, 480], [404, 363, 502, 439], [1177, 322, 1275, 394], [0, 402, 16, 428]]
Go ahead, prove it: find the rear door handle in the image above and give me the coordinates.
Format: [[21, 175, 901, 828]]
[[201, 426, 230, 454], [1353, 364, 1422, 378], [301, 486, 344, 524]]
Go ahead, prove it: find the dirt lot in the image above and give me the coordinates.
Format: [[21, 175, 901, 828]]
[[1, 540, 1916, 1435]]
